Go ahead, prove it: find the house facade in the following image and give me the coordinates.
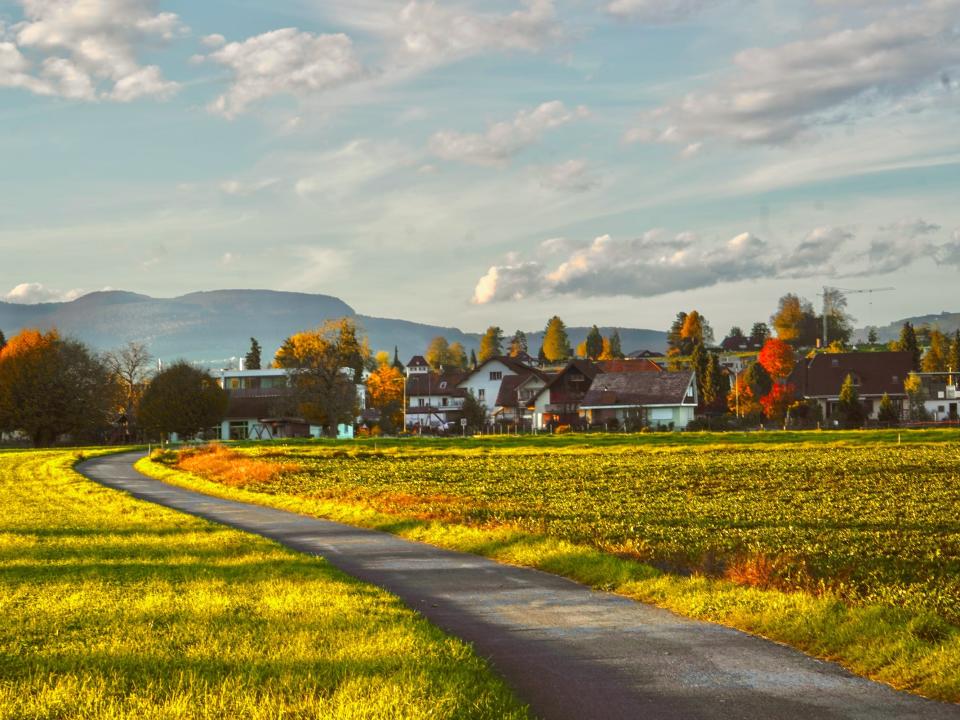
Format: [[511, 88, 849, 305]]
[[579, 371, 698, 429], [788, 351, 912, 422], [216, 368, 360, 440], [404, 368, 467, 430], [456, 357, 544, 420], [916, 372, 959, 421]]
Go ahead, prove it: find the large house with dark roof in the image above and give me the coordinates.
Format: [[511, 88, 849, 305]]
[[403, 368, 468, 430], [579, 370, 698, 429], [788, 351, 913, 422], [456, 356, 548, 422]]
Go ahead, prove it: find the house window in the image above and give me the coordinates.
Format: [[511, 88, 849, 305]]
[[442, 397, 448, 407], [892, 375, 899, 384], [478, 389, 486, 401], [489, 371, 503, 381], [418, 398, 426, 407], [831, 359, 839, 368]]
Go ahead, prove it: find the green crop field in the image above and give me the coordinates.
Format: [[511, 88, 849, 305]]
[[142, 431, 960, 702], [0, 449, 527, 719]]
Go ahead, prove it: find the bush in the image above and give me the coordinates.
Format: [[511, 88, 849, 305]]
[[555, 424, 572, 435]]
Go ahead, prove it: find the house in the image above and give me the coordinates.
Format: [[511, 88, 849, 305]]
[[915, 372, 959, 421], [628, 349, 662, 359], [494, 372, 554, 427], [579, 371, 698, 429], [721, 335, 763, 352], [788, 351, 912, 422], [216, 368, 360, 440], [404, 368, 467, 430], [456, 356, 545, 420], [530, 359, 600, 429]]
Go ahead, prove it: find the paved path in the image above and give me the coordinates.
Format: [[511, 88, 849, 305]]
[[78, 452, 959, 720]]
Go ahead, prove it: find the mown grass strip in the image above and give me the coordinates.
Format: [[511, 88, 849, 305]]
[[138, 448, 960, 705], [0, 449, 528, 719]]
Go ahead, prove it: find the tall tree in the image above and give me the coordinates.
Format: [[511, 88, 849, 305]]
[[949, 330, 960, 375], [835, 374, 865, 429], [448, 341, 469, 370], [508, 330, 528, 357], [921, 329, 950, 373], [757, 338, 796, 382], [139, 362, 227, 442], [391, 346, 405, 372], [904, 373, 927, 420], [542, 316, 572, 363], [819, 288, 854, 346], [866, 327, 879, 345], [366, 363, 405, 433], [749, 322, 771, 345], [585, 325, 604, 360], [425, 336, 452, 370], [469, 349, 478, 369], [772, 294, 817, 346], [245, 337, 262, 370], [727, 326, 745, 340], [274, 319, 370, 436], [0, 330, 119, 446], [680, 311, 713, 352], [479, 326, 504, 363], [0, 329, 6, 352], [608, 329, 624, 359], [897, 322, 921, 371], [666, 312, 688, 357], [690, 341, 709, 402], [702, 353, 726, 410], [105, 341, 153, 441]]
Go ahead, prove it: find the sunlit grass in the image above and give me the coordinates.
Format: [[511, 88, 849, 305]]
[[141, 437, 960, 703], [0, 449, 528, 719]]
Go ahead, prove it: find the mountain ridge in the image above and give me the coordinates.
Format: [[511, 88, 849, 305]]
[[0, 289, 668, 364]]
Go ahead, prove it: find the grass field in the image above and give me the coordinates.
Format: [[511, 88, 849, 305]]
[[141, 430, 960, 703], [0, 449, 528, 719]]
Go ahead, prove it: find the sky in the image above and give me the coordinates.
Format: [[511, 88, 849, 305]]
[[1, 0, 959, 337]]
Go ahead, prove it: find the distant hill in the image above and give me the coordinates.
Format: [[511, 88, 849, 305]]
[[857, 311, 960, 343], [0, 290, 668, 365]]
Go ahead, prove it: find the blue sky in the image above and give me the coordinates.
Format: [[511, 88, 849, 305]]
[[1, 0, 958, 336]]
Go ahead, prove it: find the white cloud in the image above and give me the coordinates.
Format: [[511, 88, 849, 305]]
[[538, 159, 599, 192], [200, 33, 226, 48], [219, 178, 279, 196], [327, 0, 562, 68], [859, 218, 943, 275], [937, 229, 960, 267], [294, 139, 417, 198], [628, 2, 960, 147], [1, 0, 184, 102], [606, 0, 715, 23], [3, 282, 84, 304], [779, 226, 853, 276], [204, 28, 364, 118], [429, 101, 588, 166]]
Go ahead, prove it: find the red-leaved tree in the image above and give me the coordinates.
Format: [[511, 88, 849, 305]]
[[757, 338, 796, 382]]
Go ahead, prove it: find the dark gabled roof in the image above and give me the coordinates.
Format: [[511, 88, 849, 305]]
[[495, 372, 551, 408], [627, 349, 661, 358], [458, 356, 546, 385], [721, 336, 763, 352], [581, 371, 695, 408], [789, 351, 912, 398], [406, 371, 468, 397], [407, 355, 429, 367], [597, 358, 662, 374]]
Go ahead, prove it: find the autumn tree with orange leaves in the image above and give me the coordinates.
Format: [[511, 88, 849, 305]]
[[366, 359, 405, 433], [0, 329, 117, 446]]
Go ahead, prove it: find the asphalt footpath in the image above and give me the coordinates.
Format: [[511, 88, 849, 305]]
[[77, 452, 960, 720]]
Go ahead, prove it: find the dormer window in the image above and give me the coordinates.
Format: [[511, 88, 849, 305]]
[[831, 359, 839, 368], [440, 382, 447, 389]]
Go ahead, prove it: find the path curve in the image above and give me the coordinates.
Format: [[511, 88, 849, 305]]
[[78, 452, 959, 720]]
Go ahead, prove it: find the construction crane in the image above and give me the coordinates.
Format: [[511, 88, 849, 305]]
[[819, 286, 894, 348]]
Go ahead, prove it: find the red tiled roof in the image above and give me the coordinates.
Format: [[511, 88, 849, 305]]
[[598, 358, 662, 373]]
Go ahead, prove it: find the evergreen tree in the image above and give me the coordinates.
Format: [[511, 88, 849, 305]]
[[479, 326, 504, 363], [921, 329, 949, 373], [866, 327, 879, 345], [749, 322, 771, 345], [702, 352, 725, 409], [609, 329, 624, 359], [835, 374, 865, 429], [0, 329, 6, 352], [245, 337, 262, 370], [666, 312, 688, 357], [585, 325, 604, 360], [448, 341, 469, 370], [470, 349, 478, 369], [898, 322, 921, 371], [877, 393, 899, 423], [542, 316, 572, 363], [690, 341, 709, 403], [743, 360, 772, 398], [728, 326, 744, 339], [536, 345, 546, 365], [508, 330, 528, 357]]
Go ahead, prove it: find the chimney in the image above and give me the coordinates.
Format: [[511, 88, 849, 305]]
[[239, 357, 246, 372]]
